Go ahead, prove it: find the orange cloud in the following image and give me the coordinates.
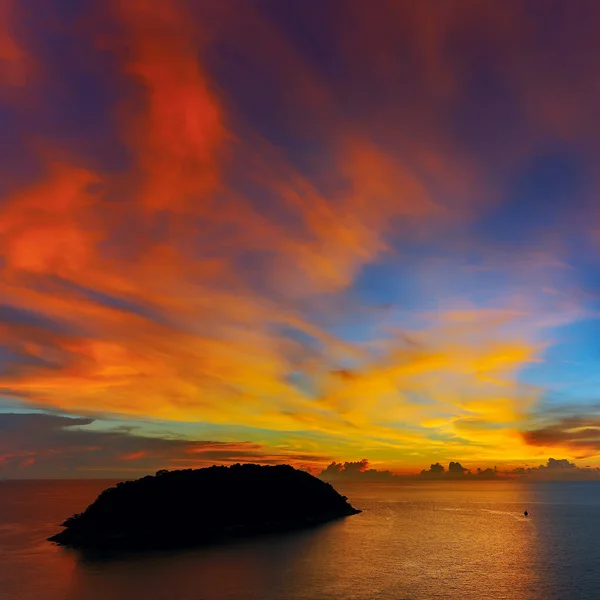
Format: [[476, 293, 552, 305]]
[[1, 0, 598, 473], [120, 450, 147, 461], [0, 163, 101, 273]]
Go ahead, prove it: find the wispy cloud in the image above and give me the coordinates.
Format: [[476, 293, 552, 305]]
[[2, 0, 600, 472], [523, 416, 600, 459]]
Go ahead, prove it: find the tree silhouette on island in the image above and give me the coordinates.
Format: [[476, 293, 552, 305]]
[[48, 464, 361, 552]]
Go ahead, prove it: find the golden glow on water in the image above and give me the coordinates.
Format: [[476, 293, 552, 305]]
[[333, 482, 538, 599], [3, 480, 600, 600]]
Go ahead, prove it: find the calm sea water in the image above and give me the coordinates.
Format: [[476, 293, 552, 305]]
[[1, 479, 599, 600]]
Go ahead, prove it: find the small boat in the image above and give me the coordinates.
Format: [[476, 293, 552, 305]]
[[524, 510, 528, 517]]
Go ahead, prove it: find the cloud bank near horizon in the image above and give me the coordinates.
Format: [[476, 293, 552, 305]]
[[1, 412, 599, 480], [0, 412, 328, 478], [320, 458, 600, 482]]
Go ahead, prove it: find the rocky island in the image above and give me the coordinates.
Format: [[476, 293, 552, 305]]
[[49, 464, 361, 551]]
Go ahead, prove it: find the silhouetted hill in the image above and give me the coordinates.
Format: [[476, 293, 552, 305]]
[[48, 464, 361, 551]]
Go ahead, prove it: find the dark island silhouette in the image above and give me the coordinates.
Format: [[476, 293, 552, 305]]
[[48, 464, 361, 551]]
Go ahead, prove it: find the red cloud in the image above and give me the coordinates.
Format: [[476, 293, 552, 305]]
[[119, 451, 147, 461]]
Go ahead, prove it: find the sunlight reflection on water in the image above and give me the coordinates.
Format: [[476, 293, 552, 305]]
[[1, 480, 600, 600]]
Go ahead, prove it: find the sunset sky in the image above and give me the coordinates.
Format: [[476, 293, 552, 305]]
[[2, 0, 600, 477]]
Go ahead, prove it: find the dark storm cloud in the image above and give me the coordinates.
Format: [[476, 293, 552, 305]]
[[522, 416, 600, 457], [0, 413, 331, 478]]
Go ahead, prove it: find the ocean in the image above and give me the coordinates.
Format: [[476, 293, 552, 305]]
[[1, 479, 599, 600]]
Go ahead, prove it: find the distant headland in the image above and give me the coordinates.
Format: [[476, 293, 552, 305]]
[[48, 464, 361, 551]]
